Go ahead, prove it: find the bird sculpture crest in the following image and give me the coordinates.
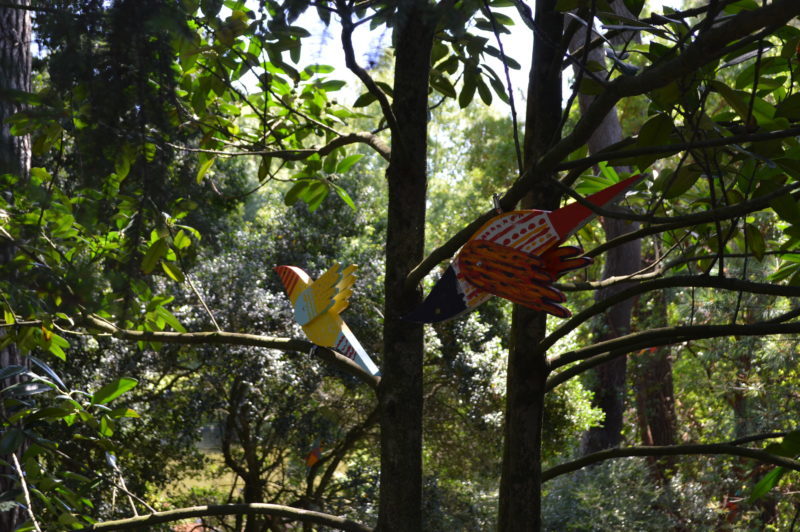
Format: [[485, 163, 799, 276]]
[[275, 262, 381, 376], [406, 174, 642, 323]]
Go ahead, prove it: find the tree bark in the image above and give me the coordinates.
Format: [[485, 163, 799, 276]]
[[570, 3, 642, 456], [0, 2, 31, 530], [632, 283, 677, 482], [498, 1, 562, 529], [377, 2, 438, 530]]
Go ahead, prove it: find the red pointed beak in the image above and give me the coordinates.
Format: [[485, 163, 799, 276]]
[[548, 174, 642, 240]]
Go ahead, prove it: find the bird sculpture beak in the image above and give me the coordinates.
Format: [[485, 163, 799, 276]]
[[403, 266, 468, 323]]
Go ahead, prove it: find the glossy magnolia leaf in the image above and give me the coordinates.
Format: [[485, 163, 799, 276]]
[[332, 183, 356, 211], [91, 377, 138, 405], [352, 91, 376, 108], [0, 364, 27, 381], [30, 357, 67, 390], [196, 156, 215, 183], [0, 428, 24, 455], [161, 261, 186, 283], [744, 223, 766, 261], [336, 153, 364, 173], [142, 237, 169, 274], [664, 167, 701, 199], [635, 113, 674, 170], [749, 466, 786, 502]]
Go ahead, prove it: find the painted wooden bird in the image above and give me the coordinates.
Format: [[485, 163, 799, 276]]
[[406, 174, 642, 322], [275, 262, 380, 376]]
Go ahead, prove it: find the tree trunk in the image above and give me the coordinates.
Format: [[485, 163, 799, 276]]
[[0, 2, 31, 530], [570, 3, 642, 456], [498, 1, 562, 529], [632, 282, 677, 481], [377, 2, 438, 530]]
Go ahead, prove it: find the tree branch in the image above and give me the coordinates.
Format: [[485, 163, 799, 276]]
[[554, 125, 800, 173], [586, 182, 800, 257], [84, 315, 380, 389], [336, 0, 399, 135], [542, 275, 800, 357], [547, 321, 800, 390], [85, 503, 373, 531], [166, 132, 390, 162], [543, 442, 800, 482]]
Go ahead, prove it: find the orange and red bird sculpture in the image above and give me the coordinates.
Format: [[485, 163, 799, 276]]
[[406, 174, 642, 322]]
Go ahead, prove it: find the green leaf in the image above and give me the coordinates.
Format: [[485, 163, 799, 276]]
[[0, 365, 27, 381], [91, 377, 138, 405], [459, 74, 477, 108], [142, 237, 169, 275], [336, 154, 364, 173], [109, 407, 140, 419], [155, 306, 187, 333], [0, 428, 25, 454], [332, 184, 356, 211], [285, 180, 311, 206], [352, 92, 377, 108], [196, 156, 216, 183], [745, 223, 766, 261], [664, 166, 701, 199], [161, 261, 186, 283], [750, 466, 785, 502], [635, 113, 674, 170]]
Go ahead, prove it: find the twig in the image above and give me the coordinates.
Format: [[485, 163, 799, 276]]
[[11, 453, 42, 532], [480, 0, 523, 175]]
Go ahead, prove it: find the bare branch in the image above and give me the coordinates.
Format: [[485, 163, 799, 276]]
[[336, 0, 399, 135], [543, 442, 800, 482], [84, 315, 380, 389], [85, 503, 373, 531]]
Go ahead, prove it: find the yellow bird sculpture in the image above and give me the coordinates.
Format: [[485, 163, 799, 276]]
[[275, 262, 380, 376]]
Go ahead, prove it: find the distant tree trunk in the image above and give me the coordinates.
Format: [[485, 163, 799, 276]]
[[377, 2, 438, 530], [570, 2, 642, 455], [632, 284, 677, 481], [498, 1, 562, 529], [0, 2, 32, 531]]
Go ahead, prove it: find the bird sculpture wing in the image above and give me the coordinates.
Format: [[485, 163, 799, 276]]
[[293, 263, 356, 326], [275, 263, 380, 377]]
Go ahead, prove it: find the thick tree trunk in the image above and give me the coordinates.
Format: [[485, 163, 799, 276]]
[[377, 2, 438, 530], [0, 2, 31, 531], [498, 1, 562, 529]]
